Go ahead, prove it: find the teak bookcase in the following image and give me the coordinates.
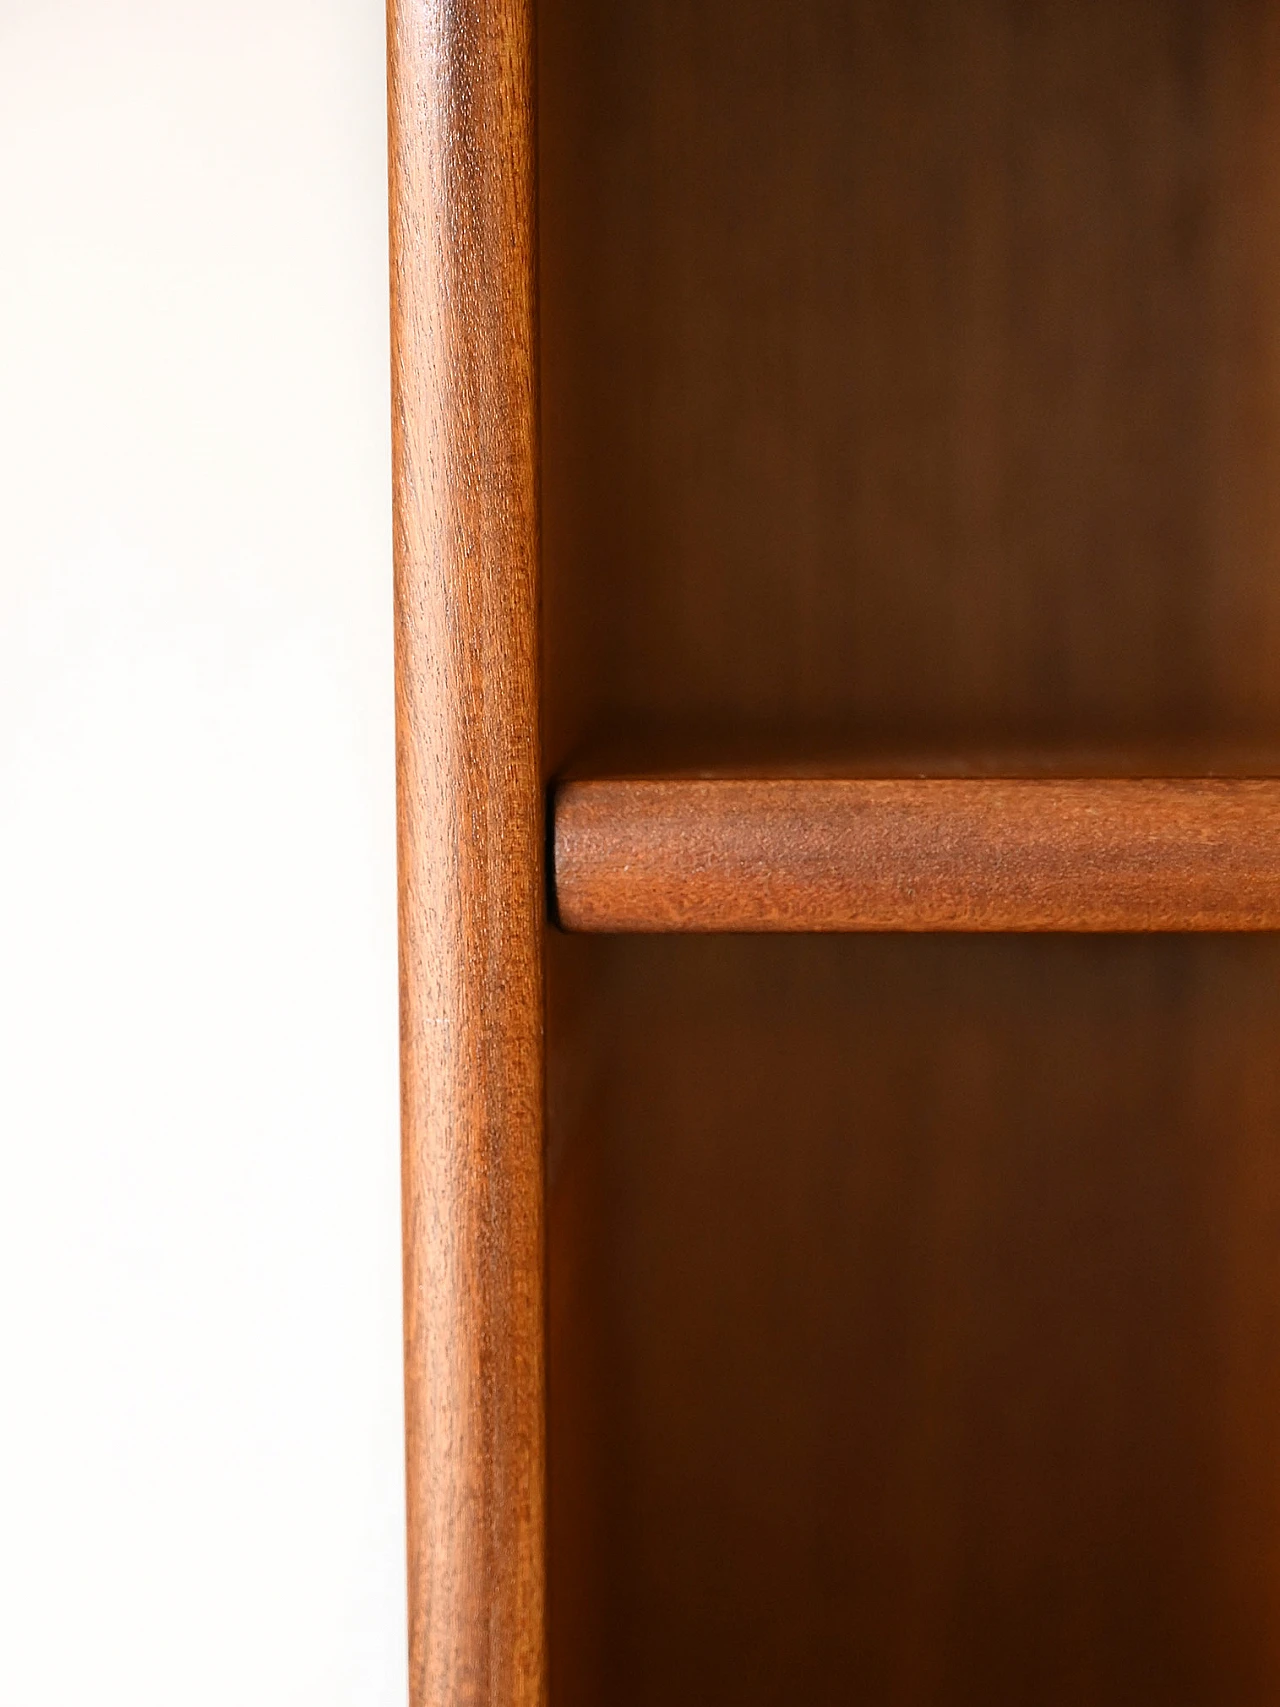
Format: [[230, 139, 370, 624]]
[[390, 2, 1280, 1702]]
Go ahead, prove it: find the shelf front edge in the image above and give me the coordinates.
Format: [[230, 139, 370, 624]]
[[553, 777, 1280, 932]]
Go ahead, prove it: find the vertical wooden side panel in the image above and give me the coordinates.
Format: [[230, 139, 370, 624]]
[[388, 2, 544, 1704]]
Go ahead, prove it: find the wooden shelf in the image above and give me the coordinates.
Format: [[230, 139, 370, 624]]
[[553, 771, 1280, 932]]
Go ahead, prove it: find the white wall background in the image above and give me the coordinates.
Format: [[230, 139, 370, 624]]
[[0, 3, 406, 1701]]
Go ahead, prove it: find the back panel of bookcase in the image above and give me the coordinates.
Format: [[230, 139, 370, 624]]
[[541, 4, 1280, 1702]]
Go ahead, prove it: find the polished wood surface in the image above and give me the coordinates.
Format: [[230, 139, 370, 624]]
[[553, 931, 1280, 1706], [389, 0, 544, 1701], [541, 0, 1280, 755], [540, 1, 1280, 1702], [554, 777, 1280, 932]]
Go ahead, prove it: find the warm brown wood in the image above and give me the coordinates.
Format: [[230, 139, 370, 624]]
[[540, 0, 1280, 752], [389, 0, 544, 1702], [540, 2, 1280, 1702], [555, 734, 1280, 783], [554, 776, 1280, 932], [555, 932, 1280, 1706]]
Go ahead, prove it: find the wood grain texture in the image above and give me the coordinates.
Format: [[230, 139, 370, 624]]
[[539, 1, 1280, 1700], [389, 1, 544, 1702], [554, 777, 1280, 932], [540, 0, 1280, 749], [562, 932, 1280, 1707]]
